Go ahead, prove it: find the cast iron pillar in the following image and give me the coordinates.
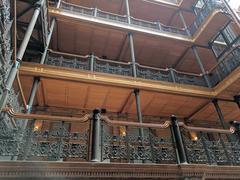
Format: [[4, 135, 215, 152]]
[[128, 33, 137, 77], [0, 0, 44, 112], [179, 10, 191, 36], [234, 95, 240, 109], [125, 0, 131, 24], [192, 46, 211, 88], [91, 109, 101, 162], [171, 115, 188, 164], [134, 89, 144, 139], [212, 99, 228, 129]]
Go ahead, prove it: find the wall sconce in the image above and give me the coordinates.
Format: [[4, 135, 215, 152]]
[[190, 131, 198, 141], [33, 121, 42, 131], [119, 126, 126, 137]]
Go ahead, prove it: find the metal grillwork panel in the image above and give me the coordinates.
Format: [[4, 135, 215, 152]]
[[174, 71, 207, 87], [136, 65, 172, 82], [0, 0, 13, 99], [0, 119, 90, 161], [189, 0, 228, 35], [46, 55, 90, 70], [210, 46, 240, 86], [101, 123, 176, 163], [94, 58, 132, 77], [59, 1, 189, 37], [181, 129, 240, 165]]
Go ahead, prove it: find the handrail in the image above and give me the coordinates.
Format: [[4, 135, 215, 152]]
[[4, 108, 233, 134], [95, 56, 130, 66], [48, 49, 89, 59], [208, 44, 240, 73], [136, 63, 169, 72], [179, 122, 231, 134], [101, 115, 171, 129]]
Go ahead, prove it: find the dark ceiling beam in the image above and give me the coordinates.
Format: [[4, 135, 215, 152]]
[[17, 5, 34, 19]]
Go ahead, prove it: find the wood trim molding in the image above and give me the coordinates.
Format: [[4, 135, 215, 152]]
[[0, 161, 240, 179], [19, 63, 214, 98]]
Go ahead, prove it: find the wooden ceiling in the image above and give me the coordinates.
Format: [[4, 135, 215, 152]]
[[50, 19, 219, 73], [19, 73, 240, 123]]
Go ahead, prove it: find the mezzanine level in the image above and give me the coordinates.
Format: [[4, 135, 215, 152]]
[[43, 46, 240, 88], [0, 109, 240, 179]]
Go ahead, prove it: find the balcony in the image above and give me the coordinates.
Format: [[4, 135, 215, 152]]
[[0, 109, 240, 179], [49, 0, 229, 40], [44, 48, 240, 88]]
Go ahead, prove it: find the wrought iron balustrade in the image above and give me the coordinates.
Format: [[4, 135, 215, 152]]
[[100, 121, 176, 163], [59, 1, 189, 37], [181, 127, 240, 165], [208, 45, 240, 86], [0, 116, 90, 161], [45, 50, 207, 87], [1, 111, 239, 166], [94, 57, 132, 76], [189, 0, 228, 36]]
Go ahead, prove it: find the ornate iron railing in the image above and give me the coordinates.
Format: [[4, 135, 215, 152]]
[[45, 50, 208, 87], [208, 45, 240, 86], [0, 114, 90, 161], [1, 110, 239, 166], [100, 120, 176, 163], [189, 0, 228, 36], [59, 1, 189, 36], [57, 0, 230, 38], [181, 127, 240, 165]]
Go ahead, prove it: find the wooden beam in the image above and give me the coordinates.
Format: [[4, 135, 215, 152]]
[[19, 62, 214, 98]]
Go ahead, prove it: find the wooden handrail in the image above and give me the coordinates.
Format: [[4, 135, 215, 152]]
[[178, 122, 231, 134], [101, 115, 171, 129], [48, 49, 89, 59], [4, 108, 232, 134]]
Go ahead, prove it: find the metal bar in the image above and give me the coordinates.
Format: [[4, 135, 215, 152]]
[[129, 33, 137, 77], [170, 115, 187, 164], [192, 46, 211, 88], [134, 89, 144, 140], [125, 0, 131, 24], [91, 109, 101, 162], [27, 18, 57, 113], [212, 99, 228, 129], [179, 10, 191, 36], [90, 54, 94, 71], [16, 73, 28, 110], [0, 0, 44, 112]]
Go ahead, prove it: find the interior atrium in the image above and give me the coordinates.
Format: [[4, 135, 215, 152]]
[[0, 0, 240, 179]]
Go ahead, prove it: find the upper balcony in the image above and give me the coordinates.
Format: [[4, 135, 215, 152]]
[[48, 0, 231, 43]]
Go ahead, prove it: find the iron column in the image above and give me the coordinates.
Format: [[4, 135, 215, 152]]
[[212, 99, 228, 129], [171, 115, 188, 164], [179, 10, 191, 36], [91, 109, 101, 162], [125, 0, 131, 24], [128, 33, 137, 77], [0, 0, 44, 112], [192, 46, 212, 88], [134, 89, 144, 139], [27, 18, 57, 113]]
